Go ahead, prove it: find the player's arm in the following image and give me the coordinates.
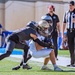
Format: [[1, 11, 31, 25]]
[[30, 33, 51, 47]]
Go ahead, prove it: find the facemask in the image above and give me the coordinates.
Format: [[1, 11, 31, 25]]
[[45, 29, 49, 34]]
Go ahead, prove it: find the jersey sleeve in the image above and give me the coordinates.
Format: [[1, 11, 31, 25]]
[[63, 13, 67, 23], [25, 28, 37, 38], [31, 29, 37, 35], [29, 28, 37, 36]]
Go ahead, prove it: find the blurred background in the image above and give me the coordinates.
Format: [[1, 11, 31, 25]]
[[0, 0, 72, 48], [0, 0, 71, 30]]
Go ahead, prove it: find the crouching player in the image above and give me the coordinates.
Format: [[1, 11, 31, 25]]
[[28, 35, 63, 71]]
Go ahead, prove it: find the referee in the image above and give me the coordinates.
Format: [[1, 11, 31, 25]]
[[45, 5, 60, 60], [63, 1, 75, 67]]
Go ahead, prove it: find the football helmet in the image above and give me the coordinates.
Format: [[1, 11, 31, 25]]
[[38, 20, 49, 29], [27, 21, 38, 31], [41, 15, 53, 26], [41, 15, 53, 36], [37, 20, 50, 36]]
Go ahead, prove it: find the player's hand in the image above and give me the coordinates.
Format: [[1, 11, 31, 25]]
[[49, 45, 54, 49], [48, 42, 54, 49]]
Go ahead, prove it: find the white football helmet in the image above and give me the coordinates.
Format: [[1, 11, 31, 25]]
[[37, 20, 50, 36], [38, 20, 49, 30]]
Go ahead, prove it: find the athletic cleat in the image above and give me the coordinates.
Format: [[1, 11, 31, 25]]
[[22, 64, 32, 70], [54, 67, 63, 71], [56, 58, 58, 60], [67, 64, 75, 67], [41, 66, 52, 70], [12, 66, 20, 70]]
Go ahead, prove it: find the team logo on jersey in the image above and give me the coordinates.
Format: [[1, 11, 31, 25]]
[[53, 16, 56, 19]]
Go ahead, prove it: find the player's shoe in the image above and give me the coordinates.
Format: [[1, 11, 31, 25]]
[[67, 64, 75, 67], [22, 64, 32, 70], [41, 66, 52, 70], [12, 65, 20, 70], [56, 58, 58, 60], [54, 66, 63, 71]]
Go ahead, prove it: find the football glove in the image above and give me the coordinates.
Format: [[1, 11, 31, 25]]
[[48, 42, 54, 49]]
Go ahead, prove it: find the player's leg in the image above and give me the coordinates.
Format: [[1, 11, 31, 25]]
[[0, 40, 15, 60], [41, 57, 51, 70], [12, 53, 32, 70], [34, 48, 63, 71], [15, 42, 29, 64], [41, 50, 62, 71], [44, 57, 50, 65], [49, 50, 63, 71], [22, 46, 32, 69], [12, 43, 32, 70], [20, 54, 32, 67]]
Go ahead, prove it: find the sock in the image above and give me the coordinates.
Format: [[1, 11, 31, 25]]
[[53, 64, 58, 69], [42, 65, 47, 68], [23, 63, 26, 65]]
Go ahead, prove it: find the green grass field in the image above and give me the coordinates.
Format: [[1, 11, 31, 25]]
[[0, 50, 75, 75], [58, 50, 70, 57]]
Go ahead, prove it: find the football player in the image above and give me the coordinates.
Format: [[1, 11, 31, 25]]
[[0, 20, 53, 69], [12, 15, 53, 70], [12, 20, 63, 71], [12, 31, 63, 71]]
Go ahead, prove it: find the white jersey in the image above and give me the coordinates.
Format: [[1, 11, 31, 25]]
[[37, 34, 45, 41], [28, 35, 53, 58]]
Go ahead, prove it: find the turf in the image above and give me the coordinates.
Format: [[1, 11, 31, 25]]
[[0, 49, 75, 75], [0, 56, 75, 75], [58, 50, 70, 57]]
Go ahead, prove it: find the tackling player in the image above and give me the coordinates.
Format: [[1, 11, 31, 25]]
[[12, 20, 63, 71], [0, 20, 53, 69]]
